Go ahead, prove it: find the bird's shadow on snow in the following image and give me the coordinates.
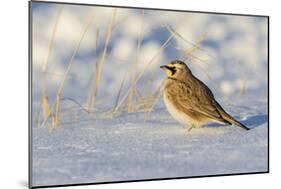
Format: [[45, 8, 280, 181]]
[[242, 114, 268, 129], [204, 114, 268, 129]]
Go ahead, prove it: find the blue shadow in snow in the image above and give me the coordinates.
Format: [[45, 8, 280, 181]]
[[204, 114, 268, 129], [242, 114, 268, 129]]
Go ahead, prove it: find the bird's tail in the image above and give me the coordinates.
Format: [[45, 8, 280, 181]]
[[224, 116, 250, 130], [215, 102, 250, 130]]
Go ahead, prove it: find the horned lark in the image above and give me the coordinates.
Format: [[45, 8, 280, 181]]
[[160, 60, 249, 131]]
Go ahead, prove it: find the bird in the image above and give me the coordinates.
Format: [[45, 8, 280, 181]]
[[160, 60, 250, 131]]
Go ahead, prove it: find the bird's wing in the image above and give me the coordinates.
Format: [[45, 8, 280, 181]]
[[166, 79, 223, 120]]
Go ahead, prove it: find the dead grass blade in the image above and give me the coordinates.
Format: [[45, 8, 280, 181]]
[[87, 9, 117, 112], [53, 11, 96, 128], [239, 79, 247, 96], [166, 24, 215, 59], [127, 10, 145, 113], [113, 33, 174, 114], [37, 6, 63, 127], [144, 81, 164, 121], [113, 75, 126, 113], [40, 6, 63, 96]]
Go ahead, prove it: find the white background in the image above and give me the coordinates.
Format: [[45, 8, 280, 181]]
[[0, 0, 278, 189]]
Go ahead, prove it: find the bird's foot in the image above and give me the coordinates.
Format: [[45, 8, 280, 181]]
[[188, 125, 195, 132]]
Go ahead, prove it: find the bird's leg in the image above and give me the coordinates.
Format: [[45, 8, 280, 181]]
[[188, 124, 195, 132]]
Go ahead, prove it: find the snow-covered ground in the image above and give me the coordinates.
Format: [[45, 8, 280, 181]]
[[32, 96, 268, 187]]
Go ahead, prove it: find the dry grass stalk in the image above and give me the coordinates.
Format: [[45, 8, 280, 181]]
[[86, 29, 100, 110], [135, 88, 146, 110], [114, 99, 150, 113], [34, 70, 65, 77], [141, 31, 207, 120], [173, 32, 217, 85], [87, 57, 100, 111], [176, 46, 210, 66], [239, 79, 247, 96], [53, 11, 96, 128], [37, 6, 63, 127], [172, 31, 234, 107], [113, 33, 174, 114], [167, 28, 234, 104], [166, 24, 214, 59], [144, 81, 164, 121], [87, 9, 117, 112], [144, 87, 159, 111], [120, 88, 147, 113], [112, 75, 126, 113], [127, 10, 145, 113], [187, 56, 234, 106], [42, 96, 51, 118], [141, 27, 207, 97], [172, 30, 210, 66]]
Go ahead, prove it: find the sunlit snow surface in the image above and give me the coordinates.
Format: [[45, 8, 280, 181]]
[[32, 98, 268, 186]]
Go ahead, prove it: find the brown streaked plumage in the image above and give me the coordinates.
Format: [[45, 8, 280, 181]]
[[160, 60, 249, 131]]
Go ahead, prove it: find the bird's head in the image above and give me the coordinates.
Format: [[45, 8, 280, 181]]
[[160, 60, 191, 79]]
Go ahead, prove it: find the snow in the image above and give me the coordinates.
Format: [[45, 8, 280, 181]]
[[32, 98, 268, 187]]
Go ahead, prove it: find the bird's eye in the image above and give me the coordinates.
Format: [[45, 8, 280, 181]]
[[170, 66, 176, 75]]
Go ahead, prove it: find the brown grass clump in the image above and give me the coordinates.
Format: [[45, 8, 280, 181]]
[[35, 8, 236, 128]]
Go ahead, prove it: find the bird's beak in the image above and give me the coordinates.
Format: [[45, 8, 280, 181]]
[[160, 65, 176, 77], [160, 65, 169, 70], [160, 65, 174, 71]]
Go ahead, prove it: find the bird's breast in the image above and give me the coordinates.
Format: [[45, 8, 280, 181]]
[[163, 92, 192, 126], [163, 89, 210, 127]]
